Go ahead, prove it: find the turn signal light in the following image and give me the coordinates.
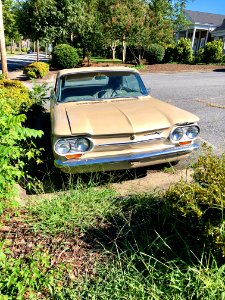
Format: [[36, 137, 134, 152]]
[[179, 141, 192, 146], [65, 154, 83, 159]]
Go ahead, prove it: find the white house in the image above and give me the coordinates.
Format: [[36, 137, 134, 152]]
[[178, 10, 225, 51]]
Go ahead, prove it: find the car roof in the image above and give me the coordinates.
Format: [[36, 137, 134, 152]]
[[57, 66, 139, 77]]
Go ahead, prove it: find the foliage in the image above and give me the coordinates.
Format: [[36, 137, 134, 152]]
[[28, 186, 118, 235], [145, 43, 165, 64], [3, 0, 21, 43], [0, 98, 43, 201], [200, 40, 223, 64], [163, 44, 175, 63], [51, 44, 80, 69], [0, 79, 32, 114], [195, 47, 205, 63], [15, 0, 190, 61], [0, 245, 64, 299], [174, 38, 193, 63], [23, 62, 49, 79], [164, 146, 225, 258]]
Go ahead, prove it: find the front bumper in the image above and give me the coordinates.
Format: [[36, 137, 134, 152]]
[[54, 143, 199, 173]]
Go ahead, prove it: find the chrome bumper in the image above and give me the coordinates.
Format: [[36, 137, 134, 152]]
[[54, 143, 199, 173]]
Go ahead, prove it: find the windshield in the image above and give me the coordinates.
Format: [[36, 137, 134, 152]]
[[57, 71, 148, 102]]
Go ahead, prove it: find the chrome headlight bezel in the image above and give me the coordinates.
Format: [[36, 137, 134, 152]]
[[54, 137, 93, 156], [170, 124, 200, 143]]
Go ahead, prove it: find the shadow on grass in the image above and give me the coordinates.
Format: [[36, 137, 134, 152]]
[[81, 192, 221, 269]]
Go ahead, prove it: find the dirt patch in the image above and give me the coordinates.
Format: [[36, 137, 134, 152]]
[[112, 168, 192, 196]]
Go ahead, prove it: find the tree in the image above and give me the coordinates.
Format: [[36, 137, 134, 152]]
[[0, 0, 8, 77]]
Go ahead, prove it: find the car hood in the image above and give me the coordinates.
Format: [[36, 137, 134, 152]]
[[54, 97, 199, 136]]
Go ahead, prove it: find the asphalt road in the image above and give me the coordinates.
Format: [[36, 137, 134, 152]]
[[2, 53, 48, 71], [142, 71, 225, 153]]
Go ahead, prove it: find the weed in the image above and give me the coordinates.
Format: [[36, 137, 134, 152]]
[[27, 185, 119, 235]]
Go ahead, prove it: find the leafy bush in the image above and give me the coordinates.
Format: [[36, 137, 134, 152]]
[[174, 38, 193, 63], [164, 146, 225, 258], [23, 62, 49, 79], [202, 40, 223, 64], [51, 44, 80, 69], [21, 47, 27, 52], [195, 47, 204, 63], [145, 44, 165, 64], [163, 44, 175, 63], [0, 98, 43, 201], [0, 79, 32, 114]]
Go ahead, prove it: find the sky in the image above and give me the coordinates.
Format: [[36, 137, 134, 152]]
[[185, 0, 225, 15]]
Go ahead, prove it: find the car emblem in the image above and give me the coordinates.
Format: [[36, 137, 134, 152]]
[[130, 135, 135, 140]]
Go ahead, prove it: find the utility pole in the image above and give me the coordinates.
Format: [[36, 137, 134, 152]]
[[0, 0, 8, 78]]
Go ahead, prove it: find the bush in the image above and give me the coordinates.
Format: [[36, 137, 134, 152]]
[[164, 146, 225, 258], [51, 44, 80, 69], [202, 40, 223, 64], [0, 97, 43, 202], [23, 62, 49, 79], [145, 44, 165, 64], [174, 38, 193, 63], [0, 79, 32, 114], [195, 47, 204, 63], [163, 45, 175, 63]]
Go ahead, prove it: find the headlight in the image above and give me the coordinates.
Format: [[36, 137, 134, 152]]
[[170, 127, 184, 141], [55, 137, 92, 155], [55, 139, 71, 154], [73, 138, 90, 152], [186, 126, 200, 139]]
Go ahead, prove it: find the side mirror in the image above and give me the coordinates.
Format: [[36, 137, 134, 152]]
[[146, 88, 151, 95]]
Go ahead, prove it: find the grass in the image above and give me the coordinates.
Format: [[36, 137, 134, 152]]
[[91, 57, 122, 64], [2, 148, 225, 298]]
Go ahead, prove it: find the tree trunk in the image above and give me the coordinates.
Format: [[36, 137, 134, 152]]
[[0, 0, 8, 78], [122, 35, 126, 63], [36, 40, 39, 62]]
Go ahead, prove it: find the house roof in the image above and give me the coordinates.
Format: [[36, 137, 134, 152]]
[[214, 19, 225, 32], [185, 10, 225, 26]]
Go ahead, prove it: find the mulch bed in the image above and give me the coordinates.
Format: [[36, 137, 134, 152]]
[[0, 211, 106, 278]]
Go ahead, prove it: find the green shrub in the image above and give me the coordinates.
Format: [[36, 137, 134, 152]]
[[174, 38, 193, 63], [23, 62, 49, 79], [21, 47, 27, 52], [0, 98, 43, 202], [163, 44, 175, 63], [145, 44, 165, 64], [51, 44, 80, 69], [0, 79, 32, 114], [202, 40, 223, 64], [195, 47, 205, 63], [164, 146, 225, 258]]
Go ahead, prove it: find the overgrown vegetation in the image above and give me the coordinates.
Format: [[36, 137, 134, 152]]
[[2, 145, 225, 298], [23, 62, 49, 79], [0, 79, 43, 207]]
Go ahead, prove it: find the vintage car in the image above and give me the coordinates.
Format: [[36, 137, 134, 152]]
[[50, 66, 200, 173]]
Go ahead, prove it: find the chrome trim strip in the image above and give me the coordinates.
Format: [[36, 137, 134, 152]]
[[55, 143, 199, 170], [96, 136, 165, 147]]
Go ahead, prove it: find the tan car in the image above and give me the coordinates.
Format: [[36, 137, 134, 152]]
[[50, 66, 200, 173]]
